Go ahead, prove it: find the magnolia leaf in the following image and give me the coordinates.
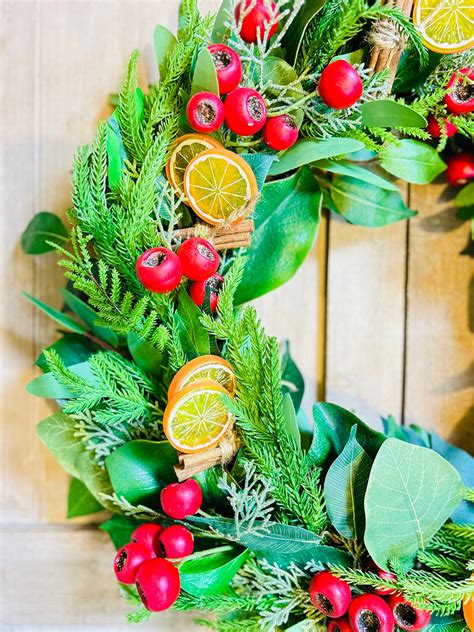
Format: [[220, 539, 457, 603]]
[[106, 440, 178, 507], [75, 451, 116, 512], [180, 546, 249, 596], [324, 426, 372, 540], [280, 340, 304, 411], [60, 288, 118, 347], [241, 153, 275, 190], [127, 332, 163, 376], [269, 138, 364, 176], [235, 167, 321, 304], [191, 47, 219, 96], [281, 0, 326, 65], [100, 515, 141, 550], [314, 159, 399, 191], [331, 176, 416, 226], [282, 393, 301, 448], [67, 477, 103, 518], [21, 211, 68, 254], [176, 288, 210, 358], [360, 100, 427, 128], [37, 413, 84, 478], [380, 140, 446, 184], [23, 292, 87, 334], [154, 25, 177, 78], [364, 438, 466, 571], [27, 360, 97, 399]]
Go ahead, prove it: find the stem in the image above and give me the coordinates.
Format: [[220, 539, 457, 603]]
[[267, 89, 318, 117]]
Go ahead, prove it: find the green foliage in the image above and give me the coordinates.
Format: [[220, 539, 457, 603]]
[[67, 477, 103, 518], [379, 139, 447, 184], [180, 546, 250, 597], [21, 211, 68, 254]]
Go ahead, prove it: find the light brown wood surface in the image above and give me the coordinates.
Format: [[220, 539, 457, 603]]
[[1, 1, 473, 629]]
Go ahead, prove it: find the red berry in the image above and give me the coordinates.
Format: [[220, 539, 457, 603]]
[[208, 44, 242, 95], [444, 68, 474, 115], [113, 542, 151, 584], [177, 237, 220, 282], [328, 617, 352, 632], [131, 523, 164, 557], [224, 87, 267, 136], [426, 114, 457, 138], [309, 571, 352, 618], [349, 594, 394, 632], [135, 558, 180, 612], [158, 525, 194, 559], [446, 152, 474, 186], [364, 559, 397, 596], [262, 114, 299, 150], [186, 91, 225, 133], [235, 0, 279, 44], [387, 595, 431, 631], [189, 273, 224, 313], [136, 247, 182, 293], [160, 479, 203, 519], [318, 60, 363, 109]]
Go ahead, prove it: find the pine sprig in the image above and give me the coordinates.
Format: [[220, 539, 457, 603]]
[[116, 50, 146, 162], [417, 550, 470, 579]]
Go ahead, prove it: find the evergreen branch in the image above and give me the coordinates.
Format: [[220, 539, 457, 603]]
[[174, 592, 276, 614], [417, 550, 470, 579], [116, 50, 146, 162]]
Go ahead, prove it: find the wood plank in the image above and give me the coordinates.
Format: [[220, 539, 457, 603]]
[[404, 182, 474, 451]]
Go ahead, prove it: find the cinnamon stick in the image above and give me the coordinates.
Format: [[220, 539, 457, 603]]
[[173, 432, 240, 481]]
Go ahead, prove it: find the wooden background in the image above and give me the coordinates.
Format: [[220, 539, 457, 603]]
[[1, 1, 472, 629]]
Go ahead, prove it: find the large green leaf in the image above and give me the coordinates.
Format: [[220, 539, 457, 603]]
[[360, 100, 427, 128], [100, 514, 141, 550], [281, 340, 305, 412], [211, 0, 233, 42], [21, 211, 68, 254], [331, 176, 416, 226], [106, 440, 178, 507], [241, 153, 275, 190], [180, 546, 249, 596], [380, 140, 446, 184], [425, 613, 466, 632], [235, 167, 321, 304], [127, 332, 163, 377], [67, 477, 103, 518], [60, 288, 118, 347], [37, 412, 84, 478], [27, 360, 97, 399], [314, 159, 399, 191], [23, 292, 87, 334], [281, 0, 326, 65], [324, 426, 372, 540], [364, 438, 466, 571], [75, 451, 116, 512], [191, 47, 219, 96], [175, 288, 210, 358], [269, 138, 364, 176], [154, 25, 177, 79], [260, 57, 303, 100], [36, 334, 97, 372]]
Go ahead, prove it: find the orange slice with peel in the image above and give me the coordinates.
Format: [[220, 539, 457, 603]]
[[166, 133, 223, 198], [183, 148, 258, 226], [168, 355, 236, 400], [413, 0, 474, 53], [163, 379, 233, 454]]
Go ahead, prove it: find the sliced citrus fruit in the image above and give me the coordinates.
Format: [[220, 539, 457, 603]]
[[183, 148, 258, 226], [166, 133, 223, 198], [168, 355, 237, 400], [163, 379, 233, 453], [413, 0, 474, 53]]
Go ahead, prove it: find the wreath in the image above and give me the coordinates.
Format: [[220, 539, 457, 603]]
[[21, 0, 473, 630]]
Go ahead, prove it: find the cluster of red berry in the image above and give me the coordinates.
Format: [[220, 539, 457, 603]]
[[309, 569, 430, 632], [426, 67, 474, 186], [136, 236, 222, 309], [113, 479, 203, 612]]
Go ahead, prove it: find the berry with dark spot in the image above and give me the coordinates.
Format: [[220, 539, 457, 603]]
[[186, 92, 225, 133], [208, 44, 242, 94], [328, 617, 353, 632], [387, 595, 431, 630], [160, 479, 203, 520], [348, 593, 394, 632], [262, 114, 299, 150], [318, 60, 363, 110], [189, 273, 224, 313], [136, 247, 183, 293], [158, 525, 194, 559], [224, 87, 267, 136], [114, 542, 152, 584], [309, 571, 352, 618], [444, 68, 474, 115], [235, 0, 279, 44], [177, 237, 220, 281], [135, 558, 180, 611]]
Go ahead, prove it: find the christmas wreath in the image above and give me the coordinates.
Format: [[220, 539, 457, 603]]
[[21, 0, 473, 630]]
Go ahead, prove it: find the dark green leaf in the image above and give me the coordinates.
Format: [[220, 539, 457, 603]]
[[37, 413, 84, 478], [211, 0, 233, 42], [36, 334, 97, 372], [67, 477, 103, 518], [27, 361, 97, 399], [180, 546, 249, 596], [331, 176, 416, 227], [193, 467, 229, 510], [101, 514, 141, 550], [360, 100, 427, 128], [280, 340, 304, 411], [393, 50, 442, 94], [282, 393, 301, 448], [127, 332, 163, 376], [176, 288, 210, 358], [60, 288, 118, 347], [154, 25, 177, 78], [23, 292, 87, 334], [269, 138, 364, 176], [380, 140, 446, 184], [21, 211, 68, 254], [75, 451, 116, 512], [455, 182, 474, 208], [313, 159, 399, 191], [324, 426, 372, 539], [364, 439, 465, 571], [235, 167, 321, 304], [191, 47, 219, 96], [106, 440, 178, 507], [281, 0, 326, 65], [241, 153, 275, 191]]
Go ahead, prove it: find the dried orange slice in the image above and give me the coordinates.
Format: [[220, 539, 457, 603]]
[[163, 380, 233, 453], [413, 0, 474, 53], [168, 355, 236, 400], [166, 133, 223, 198], [183, 148, 258, 226]]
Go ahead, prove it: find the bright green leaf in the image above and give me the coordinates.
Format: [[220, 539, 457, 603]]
[[127, 332, 163, 376], [36, 334, 97, 372], [380, 140, 446, 184], [269, 138, 364, 176], [455, 182, 474, 208], [176, 288, 210, 358], [154, 25, 177, 78], [260, 57, 303, 100], [23, 292, 87, 334], [281, 0, 326, 65], [281, 340, 304, 411], [314, 159, 399, 191], [101, 514, 141, 550], [282, 393, 301, 448], [67, 477, 103, 518], [360, 100, 427, 128], [60, 288, 118, 347], [75, 451, 116, 512], [37, 413, 84, 478], [180, 546, 249, 596], [21, 211, 68, 255], [27, 361, 97, 399], [191, 47, 219, 96]]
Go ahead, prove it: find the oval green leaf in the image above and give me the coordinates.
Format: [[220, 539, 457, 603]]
[[191, 47, 219, 96], [60, 288, 118, 347], [67, 477, 103, 518], [269, 138, 364, 176], [23, 292, 87, 334], [380, 140, 446, 184], [314, 159, 399, 191], [154, 24, 177, 79], [27, 360, 97, 399], [180, 546, 249, 596], [360, 100, 427, 128], [37, 412, 84, 478], [21, 211, 68, 255]]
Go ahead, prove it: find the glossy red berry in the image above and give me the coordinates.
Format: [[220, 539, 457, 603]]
[[387, 595, 431, 630], [136, 247, 182, 293], [189, 273, 224, 313], [186, 91, 225, 133], [444, 68, 474, 114], [262, 114, 299, 150], [158, 525, 194, 559], [160, 479, 203, 519], [224, 87, 267, 136], [235, 0, 279, 44], [309, 571, 352, 618], [114, 542, 152, 584], [328, 617, 353, 632], [135, 557, 180, 612], [349, 594, 394, 632], [131, 523, 164, 557], [364, 559, 397, 595], [446, 152, 474, 186], [318, 60, 363, 110], [177, 237, 220, 282], [208, 44, 242, 95], [426, 114, 457, 139]]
